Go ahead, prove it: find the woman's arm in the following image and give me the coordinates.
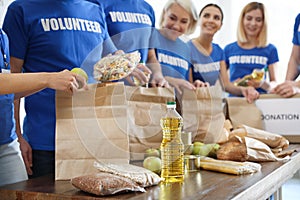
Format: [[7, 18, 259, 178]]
[[286, 45, 300, 81], [0, 70, 86, 97], [220, 60, 259, 103]]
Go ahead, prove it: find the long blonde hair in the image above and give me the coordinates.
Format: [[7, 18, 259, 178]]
[[159, 0, 198, 35], [237, 2, 268, 47]]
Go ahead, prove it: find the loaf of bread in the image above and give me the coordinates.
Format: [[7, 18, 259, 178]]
[[217, 140, 248, 162]]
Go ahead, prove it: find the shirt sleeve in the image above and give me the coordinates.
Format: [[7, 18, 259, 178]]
[[2, 2, 27, 60], [292, 13, 300, 45]]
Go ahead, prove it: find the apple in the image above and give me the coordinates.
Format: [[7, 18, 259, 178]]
[[192, 142, 204, 155], [197, 144, 212, 156], [144, 148, 160, 158], [192, 143, 220, 157], [208, 143, 220, 158], [71, 68, 88, 82], [143, 156, 161, 175]]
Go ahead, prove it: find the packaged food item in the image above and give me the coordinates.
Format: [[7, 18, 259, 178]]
[[93, 51, 141, 82], [160, 101, 184, 183], [199, 156, 261, 175], [234, 68, 265, 87], [93, 162, 161, 187], [71, 172, 145, 196]]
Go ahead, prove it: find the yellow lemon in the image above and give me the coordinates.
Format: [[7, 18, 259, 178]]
[[71, 68, 88, 82]]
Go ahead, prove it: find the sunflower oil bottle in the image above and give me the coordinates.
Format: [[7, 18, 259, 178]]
[[160, 101, 184, 183]]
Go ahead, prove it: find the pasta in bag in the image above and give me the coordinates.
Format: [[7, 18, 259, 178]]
[[94, 51, 141, 82]]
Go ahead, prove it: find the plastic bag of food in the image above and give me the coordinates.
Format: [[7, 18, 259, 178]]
[[94, 162, 161, 187], [94, 51, 141, 82], [71, 172, 145, 196]]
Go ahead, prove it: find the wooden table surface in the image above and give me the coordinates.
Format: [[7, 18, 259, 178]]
[[1, 144, 300, 200]]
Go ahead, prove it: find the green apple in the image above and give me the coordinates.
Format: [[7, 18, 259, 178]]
[[71, 68, 88, 82], [144, 148, 160, 158], [143, 156, 161, 175], [197, 144, 212, 156], [208, 143, 220, 158], [192, 142, 204, 155]]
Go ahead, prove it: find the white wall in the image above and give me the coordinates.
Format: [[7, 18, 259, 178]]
[[146, 0, 300, 82]]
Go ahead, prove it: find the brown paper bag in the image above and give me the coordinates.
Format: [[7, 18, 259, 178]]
[[217, 136, 289, 162], [55, 82, 130, 180], [224, 97, 263, 129], [233, 125, 289, 150], [181, 84, 226, 143], [126, 86, 175, 161]]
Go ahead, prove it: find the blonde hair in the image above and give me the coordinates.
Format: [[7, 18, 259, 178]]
[[159, 0, 198, 35], [237, 2, 268, 47]]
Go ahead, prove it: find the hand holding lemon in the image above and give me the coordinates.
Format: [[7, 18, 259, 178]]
[[71, 68, 88, 89]]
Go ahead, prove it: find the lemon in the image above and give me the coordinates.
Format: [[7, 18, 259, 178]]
[[71, 68, 88, 82]]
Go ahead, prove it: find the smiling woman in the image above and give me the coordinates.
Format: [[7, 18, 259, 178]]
[[146, 0, 299, 83]]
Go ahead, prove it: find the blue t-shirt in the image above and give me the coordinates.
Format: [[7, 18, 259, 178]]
[[292, 13, 300, 46], [188, 41, 225, 85], [152, 30, 191, 80], [224, 42, 279, 94], [89, 0, 155, 63], [2, 0, 116, 151], [0, 29, 16, 145]]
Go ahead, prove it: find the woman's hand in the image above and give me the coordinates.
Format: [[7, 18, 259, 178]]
[[150, 71, 170, 88], [240, 86, 260, 103], [270, 80, 300, 97], [193, 80, 210, 87], [167, 77, 196, 94], [126, 63, 152, 86], [18, 137, 33, 175], [47, 70, 88, 94]]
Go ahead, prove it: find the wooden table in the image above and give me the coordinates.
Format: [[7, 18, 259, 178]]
[[1, 145, 300, 200]]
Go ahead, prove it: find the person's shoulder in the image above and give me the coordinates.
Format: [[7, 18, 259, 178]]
[[212, 43, 223, 51], [7, 0, 27, 7], [224, 41, 238, 50], [186, 39, 194, 46], [266, 43, 278, 50], [140, 0, 154, 10]]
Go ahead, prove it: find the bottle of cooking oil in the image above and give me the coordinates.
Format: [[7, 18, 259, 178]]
[[235, 68, 265, 86], [251, 68, 265, 81], [160, 101, 184, 183]]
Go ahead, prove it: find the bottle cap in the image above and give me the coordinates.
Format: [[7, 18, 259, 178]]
[[167, 101, 176, 105], [167, 101, 176, 108]]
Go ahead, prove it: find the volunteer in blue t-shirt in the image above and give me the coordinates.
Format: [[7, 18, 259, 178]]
[[224, 2, 279, 94], [2, 0, 118, 178], [152, 0, 198, 94], [272, 13, 300, 97], [0, 29, 87, 185], [0, 28, 28, 186], [89, 0, 169, 87], [189, 4, 259, 103]]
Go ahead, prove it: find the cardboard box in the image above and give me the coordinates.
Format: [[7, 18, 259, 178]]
[[255, 94, 300, 143]]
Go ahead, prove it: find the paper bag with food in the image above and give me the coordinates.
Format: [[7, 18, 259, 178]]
[[217, 124, 290, 162], [181, 84, 226, 144], [224, 97, 264, 129], [55, 82, 129, 180], [126, 86, 175, 161]]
